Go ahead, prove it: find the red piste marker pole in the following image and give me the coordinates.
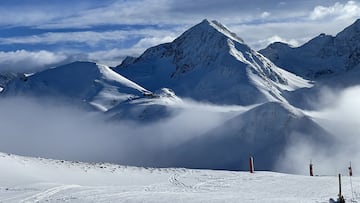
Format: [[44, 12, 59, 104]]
[[249, 156, 254, 173], [349, 162, 353, 177], [309, 160, 313, 176]]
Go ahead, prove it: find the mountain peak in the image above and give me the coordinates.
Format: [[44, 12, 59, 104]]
[[350, 18, 360, 28], [266, 41, 292, 50], [336, 18, 360, 40], [193, 19, 244, 43], [115, 19, 311, 105], [199, 18, 211, 24]]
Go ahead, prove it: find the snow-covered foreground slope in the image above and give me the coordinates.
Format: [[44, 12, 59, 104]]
[[0, 152, 358, 203]]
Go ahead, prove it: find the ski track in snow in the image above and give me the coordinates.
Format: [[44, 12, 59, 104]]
[[1, 153, 360, 202], [19, 185, 80, 202]]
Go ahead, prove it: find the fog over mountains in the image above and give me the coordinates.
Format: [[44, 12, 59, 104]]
[[1, 18, 360, 173]]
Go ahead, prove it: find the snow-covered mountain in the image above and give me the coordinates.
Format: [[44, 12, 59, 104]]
[[155, 102, 333, 170], [0, 73, 17, 93], [0, 19, 349, 174], [2, 61, 155, 111], [0, 19, 336, 171], [116, 19, 312, 105], [261, 19, 360, 80], [2, 17, 360, 202], [106, 87, 182, 122], [259, 19, 360, 109], [1, 61, 184, 122]]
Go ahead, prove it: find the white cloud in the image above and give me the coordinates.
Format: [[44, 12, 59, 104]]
[[261, 11, 271, 19], [0, 31, 127, 46], [230, 17, 358, 49], [309, 1, 360, 20], [37, 0, 173, 29], [0, 1, 359, 62], [0, 96, 230, 166], [0, 29, 177, 68], [0, 29, 178, 47], [0, 1, 105, 27], [133, 36, 175, 48], [226, 1, 360, 49], [87, 48, 143, 67], [0, 10, 54, 27], [31, 0, 304, 29], [258, 35, 300, 48], [0, 50, 68, 73], [87, 35, 175, 66]]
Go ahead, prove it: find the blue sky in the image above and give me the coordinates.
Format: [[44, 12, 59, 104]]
[[0, 0, 359, 72]]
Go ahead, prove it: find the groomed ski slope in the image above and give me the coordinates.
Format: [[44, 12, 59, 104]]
[[0, 153, 359, 202]]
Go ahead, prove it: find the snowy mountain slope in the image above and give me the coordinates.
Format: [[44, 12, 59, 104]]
[[106, 88, 183, 122], [116, 19, 312, 105], [280, 64, 360, 110], [0, 73, 17, 93], [148, 102, 333, 171], [1, 152, 358, 203], [261, 19, 360, 80], [2, 61, 152, 111]]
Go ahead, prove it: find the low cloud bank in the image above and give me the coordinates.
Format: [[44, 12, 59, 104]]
[[0, 50, 69, 73], [0, 97, 231, 166], [277, 86, 360, 176], [3, 86, 360, 174]]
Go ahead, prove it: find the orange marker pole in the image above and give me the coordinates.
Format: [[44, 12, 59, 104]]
[[349, 162, 353, 177], [249, 156, 254, 173]]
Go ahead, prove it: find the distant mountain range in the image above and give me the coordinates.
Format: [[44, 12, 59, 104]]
[[260, 19, 360, 109], [261, 19, 360, 80]]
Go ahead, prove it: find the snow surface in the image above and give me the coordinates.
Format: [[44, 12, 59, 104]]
[[1, 152, 359, 203]]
